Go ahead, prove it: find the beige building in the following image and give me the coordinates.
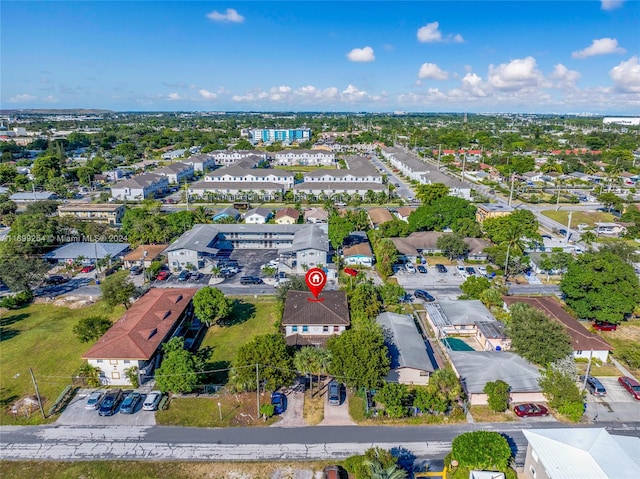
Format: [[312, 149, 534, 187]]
[[475, 203, 514, 224], [57, 203, 125, 225], [275, 207, 300, 224]]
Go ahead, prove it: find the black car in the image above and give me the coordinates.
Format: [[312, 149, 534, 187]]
[[417, 265, 428, 274], [465, 267, 476, 276], [414, 289, 435, 302], [46, 275, 68, 285], [130, 265, 142, 275], [98, 389, 123, 416], [435, 264, 447, 273], [240, 276, 263, 285], [177, 270, 191, 281], [559, 229, 568, 236]]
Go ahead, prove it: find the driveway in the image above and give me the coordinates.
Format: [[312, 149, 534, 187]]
[[583, 376, 640, 423], [272, 382, 307, 428], [57, 389, 156, 426], [318, 383, 355, 426]]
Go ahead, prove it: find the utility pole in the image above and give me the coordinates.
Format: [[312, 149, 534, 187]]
[[255, 363, 260, 417], [566, 211, 573, 244], [437, 144, 442, 169], [185, 180, 189, 212], [29, 368, 45, 419], [508, 173, 516, 206], [582, 350, 594, 391], [461, 154, 467, 182]]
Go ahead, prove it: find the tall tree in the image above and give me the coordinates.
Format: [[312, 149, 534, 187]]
[[415, 183, 449, 205], [192, 287, 233, 326], [452, 431, 512, 472], [155, 337, 199, 393], [508, 302, 572, 365], [560, 251, 640, 324], [294, 346, 331, 396], [436, 233, 469, 260], [100, 270, 137, 310], [73, 316, 112, 343], [233, 334, 295, 391]]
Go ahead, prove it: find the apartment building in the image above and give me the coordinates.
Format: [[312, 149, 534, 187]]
[[57, 203, 126, 225]]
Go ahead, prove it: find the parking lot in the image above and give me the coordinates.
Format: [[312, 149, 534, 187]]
[[392, 263, 466, 297], [584, 377, 640, 423], [57, 389, 157, 426]]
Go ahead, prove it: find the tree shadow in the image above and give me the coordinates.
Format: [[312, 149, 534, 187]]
[[0, 328, 20, 342], [501, 433, 519, 463], [390, 446, 417, 472], [218, 299, 256, 327], [0, 388, 19, 409], [202, 360, 231, 385], [0, 313, 28, 328]]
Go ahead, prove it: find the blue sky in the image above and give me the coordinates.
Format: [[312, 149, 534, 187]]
[[1, 1, 639, 113]]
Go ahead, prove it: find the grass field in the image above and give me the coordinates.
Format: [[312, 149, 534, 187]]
[[468, 405, 516, 422], [0, 302, 124, 425], [540, 210, 617, 229], [0, 460, 339, 479], [198, 296, 277, 383]]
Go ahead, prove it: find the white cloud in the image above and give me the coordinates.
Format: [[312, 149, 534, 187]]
[[601, 0, 625, 11], [549, 64, 581, 88], [418, 62, 449, 80], [206, 8, 245, 23], [488, 56, 543, 91], [461, 73, 487, 97], [572, 38, 626, 59], [341, 84, 369, 102], [347, 46, 375, 62], [8, 94, 36, 103], [42, 95, 59, 103], [198, 89, 218, 100], [417, 22, 464, 43], [610, 56, 640, 93], [294, 85, 339, 101], [167, 92, 183, 101]]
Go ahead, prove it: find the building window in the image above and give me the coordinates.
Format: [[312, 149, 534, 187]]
[[302, 325, 308, 333], [333, 326, 339, 332], [96, 359, 104, 364], [109, 359, 118, 365], [123, 360, 131, 364], [529, 466, 536, 478], [323, 326, 329, 333], [419, 370, 428, 376], [111, 372, 120, 380], [292, 326, 298, 333]]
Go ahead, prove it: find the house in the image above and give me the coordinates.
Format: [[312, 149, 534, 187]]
[[189, 181, 285, 201], [122, 244, 167, 269], [304, 207, 328, 224], [376, 312, 435, 385], [212, 207, 241, 222], [274, 149, 335, 166], [161, 149, 186, 160], [367, 208, 394, 228], [424, 299, 502, 338], [342, 242, 374, 267], [110, 173, 169, 201], [395, 206, 416, 222], [522, 428, 640, 479], [280, 224, 330, 272], [281, 290, 349, 347], [244, 207, 273, 224], [83, 288, 197, 385], [522, 171, 544, 182], [183, 153, 216, 172], [475, 203, 514, 224], [10, 191, 57, 202], [389, 232, 491, 261], [45, 242, 130, 264], [275, 207, 300, 225], [448, 351, 545, 405], [155, 162, 194, 184], [594, 222, 628, 237], [57, 203, 125, 225], [503, 296, 612, 362]]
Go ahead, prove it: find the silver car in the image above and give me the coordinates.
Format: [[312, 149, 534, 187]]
[[84, 391, 104, 410], [143, 390, 162, 411]]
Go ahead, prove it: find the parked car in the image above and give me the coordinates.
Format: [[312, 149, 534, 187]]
[[98, 389, 123, 416], [129, 265, 142, 275], [593, 321, 617, 331], [405, 263, 416, 274], [477, 266, 487, 275], [84, 391, 104, 410], [119, 392, 142, 414], [465, 266, 476, 276], [328, 381, 341, 406], [343, 267, 359, 277], [580, 376, 607, 397], [513, 403, 549, 417], [80, 265, 95, 273], [435, 264, 447, 273], [271, 392, 287, 414], [177, 270, 191, 282], [240, 276, 263, 285], [417, 265, 428, 274], [618, 376, 640, 400], [457, 266, 467, 276], [142, 391, 163, 411], [156, 271, 170, 281], [559, 229, 568, 236], [414, 289, 435, 302], [46, 275, 68, 285]]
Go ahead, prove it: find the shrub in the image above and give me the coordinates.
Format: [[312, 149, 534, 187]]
[[483, 380, 510, 412], [260, 403, 275, 419], [617, 344, 640, 369], [0, 290, 34, 309]]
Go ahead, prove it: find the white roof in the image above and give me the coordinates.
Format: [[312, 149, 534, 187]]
[[523, 428, 640, 479]]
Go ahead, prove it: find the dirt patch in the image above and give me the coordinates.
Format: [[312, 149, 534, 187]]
[[9, 396, 42, 418], [606, 322, 640, 343], [34, 295, 96, 309]]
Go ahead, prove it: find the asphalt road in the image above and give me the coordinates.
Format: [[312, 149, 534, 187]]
[[1, 422, 638, 462]]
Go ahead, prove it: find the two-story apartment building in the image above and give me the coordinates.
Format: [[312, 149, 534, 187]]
[[204, 166, 294, 189], [182, 153, 217, 172], [110, 173, 169, 201], [155, 162, 194, 184], [57, 203, 125, 225], [281, 290, 350, 347], [208, 150, 267, 166], [83, 288, 197, 386], [274, 149, 335, 166]]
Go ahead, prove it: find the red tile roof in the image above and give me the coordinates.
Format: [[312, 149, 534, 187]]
[[275, 207, 300, 220], [83, 288, 197, 360], [503, 296, 612, 353]]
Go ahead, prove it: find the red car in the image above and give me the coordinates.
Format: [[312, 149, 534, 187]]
[[343, 268, 359, 277], [156, 271, 170, 281], [618, 376, 640, 400], [513, 403, 549, 418], [593, 321, 617, 331], [80, 265, 95, 273]]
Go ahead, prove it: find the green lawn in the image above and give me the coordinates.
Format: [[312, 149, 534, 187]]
[[540, 210, 617, 229], [198, 296, 277, 383], [0, 302, 124, 425]]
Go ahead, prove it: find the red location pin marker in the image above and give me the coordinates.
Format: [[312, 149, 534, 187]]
[[305, 267, 327, 301]]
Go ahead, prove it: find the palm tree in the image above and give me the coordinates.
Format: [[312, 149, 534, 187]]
[[363, 450, 408, 479], [192, 205, 211, 224], [294, 347, 331, 397], [581, 231, 597, 250]]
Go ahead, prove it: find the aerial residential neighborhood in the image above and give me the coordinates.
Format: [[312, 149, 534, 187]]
[[1, 1, 639, 478]]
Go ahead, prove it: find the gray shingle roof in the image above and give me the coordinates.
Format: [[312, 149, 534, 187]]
[[376, 312, 435, 372], [286, 225, 329, 252]]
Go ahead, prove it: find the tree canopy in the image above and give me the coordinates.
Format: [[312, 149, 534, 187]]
[[437, 233, 470, 260], [408, 196, 477, 233], [155, 337, 199, 393], [415, 183, 449, 205], [192, 287, 233, 326], [451, 431, 512, 471], [560, 251, 640, 324], [508, 302, 572, 365], [73, 316, 112, 343], [100, 270, 137, 310], [233, 334, 295, 391]]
